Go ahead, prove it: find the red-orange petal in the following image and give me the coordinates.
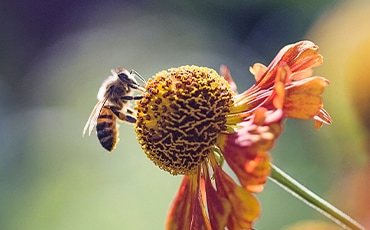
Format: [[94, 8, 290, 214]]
[[218, 109, 284, 193], [220, 138, 272, 193], [204, 170, 232, 230], [191, 190, 211, 230], [255, 40, 322, 89], [166, 175, 211, 230], [274, 40, 323, 73], [214, 166, 260, 229], [166, 176, 192, 230]]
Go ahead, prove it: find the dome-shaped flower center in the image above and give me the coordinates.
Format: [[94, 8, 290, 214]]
[[134, 65, 234, 175]]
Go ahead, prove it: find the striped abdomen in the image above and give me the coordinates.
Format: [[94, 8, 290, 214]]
[[96, 106, 118, 151]]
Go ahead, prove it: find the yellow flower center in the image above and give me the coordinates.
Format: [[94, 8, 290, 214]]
[[134, 65, 234, 175]]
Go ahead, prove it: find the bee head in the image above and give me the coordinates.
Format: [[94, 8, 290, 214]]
[[111, 67, 146, 91], [112, 68, 134, 84]]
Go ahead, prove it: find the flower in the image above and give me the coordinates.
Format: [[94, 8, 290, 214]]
[[134, 40, 331, 229]]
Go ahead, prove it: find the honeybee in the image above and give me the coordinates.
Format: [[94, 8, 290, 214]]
[[83, 68, 146, 151]]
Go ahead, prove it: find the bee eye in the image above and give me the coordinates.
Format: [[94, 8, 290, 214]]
[[118, 72, 132, 83]]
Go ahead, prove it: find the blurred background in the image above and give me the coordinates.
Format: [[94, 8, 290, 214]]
[[1, 0, 369, 229]]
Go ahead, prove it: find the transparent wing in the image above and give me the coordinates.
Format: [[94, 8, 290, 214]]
[[82, 95, 109, 136]]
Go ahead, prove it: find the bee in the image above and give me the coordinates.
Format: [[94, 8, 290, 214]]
[[83, 68, 146, 151]]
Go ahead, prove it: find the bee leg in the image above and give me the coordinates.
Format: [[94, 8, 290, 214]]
[[121, 95, 144, 100], [127, 82, 146, 92], [126, 107, 136, 116], [121, 95, 140, 100], [127, 82, 140, 89], [108, 105, 137, 123]]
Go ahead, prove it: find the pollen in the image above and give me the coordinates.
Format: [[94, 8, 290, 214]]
[[134, 65, 234, 175]]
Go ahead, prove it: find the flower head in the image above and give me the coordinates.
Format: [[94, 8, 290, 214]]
[[135, 66, 233, 175], [134, 41, 331, 229]]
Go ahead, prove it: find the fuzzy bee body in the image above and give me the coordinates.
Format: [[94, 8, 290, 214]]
[[83, 68, 145, 151], [96, 107, 118, 151]]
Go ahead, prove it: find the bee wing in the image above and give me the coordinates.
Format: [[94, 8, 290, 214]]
[[82, 96, 109, 137]]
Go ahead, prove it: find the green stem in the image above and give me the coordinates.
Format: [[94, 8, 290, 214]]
[[269, 163, 364, 230]]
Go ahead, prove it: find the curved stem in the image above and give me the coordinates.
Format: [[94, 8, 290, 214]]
[[269, 163, 364, 230]]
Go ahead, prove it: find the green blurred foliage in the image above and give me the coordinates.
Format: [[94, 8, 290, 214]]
[[2, 0, 369, 229]]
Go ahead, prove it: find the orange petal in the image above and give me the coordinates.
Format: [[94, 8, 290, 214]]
[[249, 63, 268, 82], [290, 68, 314, 81], [219, 109, 284, 193], [255, 40, 322, 89], [166, 176, 192, 230], [214, 166, 260, 229], [273, 81, 285, 110], [273, 65, 289, 109], [275, 40, 323, 73], [204, 170, 232, 230], [235, 41, 325, 118], [222, 142, 272, 193], [314, 108, 332, 129], [191, 190, 211, 230], [284, 77, 328, 120], [166, 175, 211, 230]]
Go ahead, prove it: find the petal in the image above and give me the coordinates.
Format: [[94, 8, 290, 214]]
[[220, 65, 238, 93], [273, 65, 289, 109], [290, 68, 314, 81], [220, 136, 272, 193], [191, 191, 211, 230], [166, 175, 211, 230], [230, 65, 288, 118], [275, 40, 323, 73], [283, 77, 329, 120], [214, 166, 260, 229], [255, 40, 323, 89], [288, 43, 323, 73], [249, 63, 268, 82], [273, 81, 285, 110], [166, 176, 192, 230], [219, 109, 284, 193], [244, 44, 332, 127], [204, 170, 232, 230], [314, 108, 332, 129]]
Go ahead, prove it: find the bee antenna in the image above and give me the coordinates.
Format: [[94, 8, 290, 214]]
[[130, 69, 146, 83]]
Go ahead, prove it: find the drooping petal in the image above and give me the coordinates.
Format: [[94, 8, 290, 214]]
[[218, 109, 284, 193], [204, 168, 232, 230], [191, 190, 211, 230], [213, 165, 260, 229], [166, 176, 193, 230], [166, 175, 211, 230]]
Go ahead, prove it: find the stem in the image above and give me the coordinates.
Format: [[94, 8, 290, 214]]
[[269, 163, 364, 230]]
